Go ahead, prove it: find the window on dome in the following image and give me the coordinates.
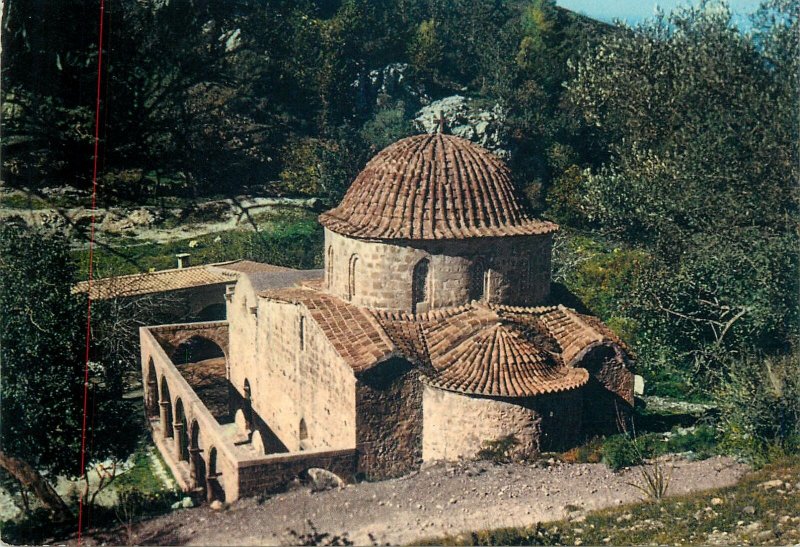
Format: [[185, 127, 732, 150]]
[[469, 258, 488, 302], [412, 258, 430, 313], [348, 255, 359, 300]]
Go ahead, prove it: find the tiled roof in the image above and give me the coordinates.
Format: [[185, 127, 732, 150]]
[[74, 264, 237, 300], [258, 287, 630, 398], [259, 287, 398, 373], [211, 260, 294, 275], [374, 304, 591, 397], [319, 134, 558, 240]]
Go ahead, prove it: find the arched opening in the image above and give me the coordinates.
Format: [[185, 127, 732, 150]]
[[326, 246, 334, 289], [171, 336, 229, 422], [207, 447, 226, 502], [299, 418, 309, 451], [243, 378, 253, 433], [468, 258, 489, 302], [194, 303, 226, 322], [348, 255, 359, 301], [171, 336, 225, 366], [412, 258, 430, 313], [174, 399, 189, 462], [146, 358, 159, 419], [299, 316, 305, 350], [190, 420, 206, 491], [160, 377, 173, 438]]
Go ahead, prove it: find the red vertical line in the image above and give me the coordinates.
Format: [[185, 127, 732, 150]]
[[78, 0, 106, 544]]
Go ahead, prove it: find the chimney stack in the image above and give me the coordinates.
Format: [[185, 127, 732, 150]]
[[175, 253, 190, 269]]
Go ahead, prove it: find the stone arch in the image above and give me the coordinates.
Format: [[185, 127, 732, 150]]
[[171, 335, 226, 366], [468, 258, 489, 302], [326, 245, 334, 288], [299, 418, 309, 451], [194, 303, 226, 322], [160, 376, 173, 439], [190, 420, 206, 491], [243, 378, 253, 433], [348, 254, 359, 301], [412, 257, 431, 313], [174, 398, 189, 462], [145, 358, 159, 419], [207, 446, 226, 502]]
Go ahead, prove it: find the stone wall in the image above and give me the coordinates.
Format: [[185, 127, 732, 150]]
[[324, 228, 552, 312], [579, 345, 634, 437], [422, 384, 583, 461], [355, 359, 423, 479], [236, 449, 357, 498], [227, 275, 357, 453]]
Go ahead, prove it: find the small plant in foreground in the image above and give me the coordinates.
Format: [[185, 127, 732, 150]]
[[476, 435, 520, 463]]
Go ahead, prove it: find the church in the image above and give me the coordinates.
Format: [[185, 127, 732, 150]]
[[140, 133, 634, 502]]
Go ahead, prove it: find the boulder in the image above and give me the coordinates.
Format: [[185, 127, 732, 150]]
[[414, 96, 511, 159], [353, 63, 430, 112], [306, 468, 345, 492]]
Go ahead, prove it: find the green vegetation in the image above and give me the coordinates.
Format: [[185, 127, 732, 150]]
[[0, 224, 140, 520], [422, 457, 800, 545], [74, 214, 323, 279]]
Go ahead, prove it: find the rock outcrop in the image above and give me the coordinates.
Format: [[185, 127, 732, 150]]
[[413, 95, 511, 159]]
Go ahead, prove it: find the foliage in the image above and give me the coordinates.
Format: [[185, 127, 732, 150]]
[[0, 224, 139, 509], [715, 353, 800, 466], [245, 220, 324, 270], [601, 435, 643, 471], [476, 435, 520, 464], [419, 523, 562, 546], [565, 1, 800, 385]]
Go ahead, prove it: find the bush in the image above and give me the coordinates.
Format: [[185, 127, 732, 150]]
[[601, 434, 643, 470], [476, 435, 520, 463], [715, 353, 800, 465], [245, 220, 324, 270]]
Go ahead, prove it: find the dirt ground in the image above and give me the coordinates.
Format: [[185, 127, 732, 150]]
[[79, 455, 748, 546]]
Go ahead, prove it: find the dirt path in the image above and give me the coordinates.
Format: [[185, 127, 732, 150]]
[[82, 456, 747, 546]]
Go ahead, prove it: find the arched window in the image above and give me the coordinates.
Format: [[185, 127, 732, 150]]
[[348, 255, 359, 301], [299, 315, 305, 350], [243, 379, 253, 433], [160, 377, 173, 439], [299, 418, 309, 451], [469, 258, 489, 302], [146, 358, 158, 418], [326, 246, 334, 289], [412, 258, 430, 312]]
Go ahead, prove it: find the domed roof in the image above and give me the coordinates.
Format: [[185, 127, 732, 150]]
[[319, 133, 558, 240]]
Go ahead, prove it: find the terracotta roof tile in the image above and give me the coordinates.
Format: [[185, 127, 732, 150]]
[[319, 134, 558, 240], [73, 264, 237, 300], [259, 288, 398, 373]]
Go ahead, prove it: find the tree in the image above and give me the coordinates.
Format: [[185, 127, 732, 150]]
[[565, 1, 799, 382], [0, 224, 138, 519]]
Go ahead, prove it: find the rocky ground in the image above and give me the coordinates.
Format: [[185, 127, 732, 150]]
[[77, 455, 747, 546]]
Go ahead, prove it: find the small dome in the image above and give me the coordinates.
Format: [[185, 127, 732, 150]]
[[319, 134, 558, 240]]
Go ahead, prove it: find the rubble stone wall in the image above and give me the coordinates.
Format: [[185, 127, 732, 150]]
[[422, 384, 584, 460], [355, 359, 423, 479]]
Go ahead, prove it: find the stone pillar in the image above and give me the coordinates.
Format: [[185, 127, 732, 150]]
[[174, 422, 185, 459], [189, 447, 202, 484], [159, 401, 171, 438], [147, 380, 158, 415]]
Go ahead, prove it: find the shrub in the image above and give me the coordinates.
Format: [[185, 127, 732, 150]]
[[715, 353, 800, 465], [476, 435, 520, 463], [601, 434, 643, 470], [245, 220, 324, 270]]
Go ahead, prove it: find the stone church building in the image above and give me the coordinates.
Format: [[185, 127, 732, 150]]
[[140, 134, 634, 502]]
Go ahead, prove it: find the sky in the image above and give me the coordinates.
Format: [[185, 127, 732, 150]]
[[555, 0, 763, 25]]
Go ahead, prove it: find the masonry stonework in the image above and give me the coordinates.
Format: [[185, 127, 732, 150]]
[[140, 133, 634, 503], [325, 228, 552, 312]]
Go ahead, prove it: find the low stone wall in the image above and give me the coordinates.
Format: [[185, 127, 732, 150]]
[[237, 449, 357, 498]]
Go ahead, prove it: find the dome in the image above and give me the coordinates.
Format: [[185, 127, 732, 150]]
[[319, 133, 558, 240]]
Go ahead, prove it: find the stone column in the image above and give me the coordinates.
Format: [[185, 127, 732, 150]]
[[147, 380, 158, 416], [159, 401, 171, 438], [189, 447, 202, 484], [173, 422, 185, 459]]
